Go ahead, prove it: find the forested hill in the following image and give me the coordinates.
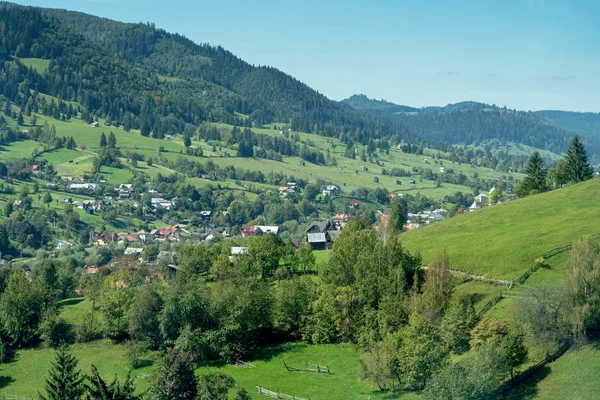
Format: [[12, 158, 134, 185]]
[[37, 4, 414, 143], [344, 95, 600, 160], [536, 110, 600, 138], [0, 3, 416, 145], [343, 94, 417, 113]]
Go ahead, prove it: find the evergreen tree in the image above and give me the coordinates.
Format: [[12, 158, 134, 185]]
[[390, 199, 407, 233], [516, 151, 547, 196], [39, 344, 85, 400], [183, 135, 192, 148], [565, 136, 594, 184], [85, 364, 138, 400], [108, 132, 117, 149], [99, 132, 107, 148]]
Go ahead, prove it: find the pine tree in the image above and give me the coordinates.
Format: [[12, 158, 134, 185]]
[[390, 199, 407, 233], [39, 344, 85, 400], [108, 132, 117, 149], [565, 136, 594, 184], [516, 151, 547, 196], [85, 364, 138, 400], [183, 135, 191, 148], [99, 132, 107, 148], [17, 112, 24, 125]]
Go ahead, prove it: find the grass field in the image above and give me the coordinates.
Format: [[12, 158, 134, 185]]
[[197, 342, 420, 400], [506, 342, 600, 400], [401, 178, 600, 280], [19, 110, 522, 199], [16, 57, 51, 73], [0, 340, 158, 397]]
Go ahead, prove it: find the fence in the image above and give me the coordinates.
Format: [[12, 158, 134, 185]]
[[256, 386, 310, 400], [235, 359, 256, 368], [3, 395, 33, 400], [476, 233, 600, 319], [500, 339, 572, 394], [477, 293, 503, 318], [283, 360, 330, 374]]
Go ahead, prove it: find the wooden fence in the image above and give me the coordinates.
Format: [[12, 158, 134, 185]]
[[283, 360, 330, 374], [500, 339, 572, 394], [3, 395, 33, 400], [477, 293, 503, 318], [256, 386, 310, 400], [236, 359, 255, 368]]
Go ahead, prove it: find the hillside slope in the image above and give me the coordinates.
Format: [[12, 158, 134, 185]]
[[401, 178, 600, 279]]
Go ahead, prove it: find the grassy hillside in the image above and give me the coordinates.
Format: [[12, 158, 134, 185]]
[[402, 179, 600, 279], [506, 342, 600, 400]]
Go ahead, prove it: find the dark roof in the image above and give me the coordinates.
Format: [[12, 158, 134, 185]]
[[306, 220, 331, 233]]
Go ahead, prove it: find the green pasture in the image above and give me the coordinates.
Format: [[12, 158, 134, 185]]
[[401, 179, 600, 280]]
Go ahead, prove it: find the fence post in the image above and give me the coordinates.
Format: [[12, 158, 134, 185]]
[[317, 364, 321, 373]]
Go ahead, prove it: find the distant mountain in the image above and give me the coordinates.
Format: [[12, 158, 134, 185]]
[[343, 95, 600, 160], [343, 94, 417, 113], [536, 110, 600, 137]]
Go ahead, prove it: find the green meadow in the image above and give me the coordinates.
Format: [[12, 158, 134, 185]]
[[401, 178, 600, 280]]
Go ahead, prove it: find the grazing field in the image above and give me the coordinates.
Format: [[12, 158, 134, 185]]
[[401, 178, 600, 280], [24, 111, 522, 199], [0, 340, 158, 397], [16, 57, 51, 73], [197, 342, 420, 400]]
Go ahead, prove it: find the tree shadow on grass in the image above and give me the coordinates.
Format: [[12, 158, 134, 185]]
[[502, 365, 550, 400], [0, 375, 14, 389], [56, 297, 85, 309], [250, 342, 307, 363]]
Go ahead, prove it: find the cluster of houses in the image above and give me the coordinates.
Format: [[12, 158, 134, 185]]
[[90, 226, 183, 246], [278, 182, 297, 197], [406, 208, 448, 230]]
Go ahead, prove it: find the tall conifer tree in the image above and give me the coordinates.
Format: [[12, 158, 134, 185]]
[[565, 136, 594, 183]]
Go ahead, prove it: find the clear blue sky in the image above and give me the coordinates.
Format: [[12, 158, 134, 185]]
[[17, 0, 600, 111]]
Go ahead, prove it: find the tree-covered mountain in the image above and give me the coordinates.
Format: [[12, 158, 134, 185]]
[[344, 95, 600, 160], [0, 3, 420, 146], [0, 3, 422, 146], [536, 110, 600, 137], [343, 94, 417, 113]]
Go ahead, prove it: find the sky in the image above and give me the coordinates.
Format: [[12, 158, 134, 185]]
[[16, 0, 600, 112]]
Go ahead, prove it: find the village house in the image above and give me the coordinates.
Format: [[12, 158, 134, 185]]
[[256, 225, 280, 235], [150, 226, 182, 242], [240, 227, 256, 237], [229, 246, 249, 262], [322, 185, 340, 196], [27, 164, 40, 173], [205, 231, 221, 241], [55, 239, 73, 250], [474, 193, 489, 203], [348, 200, 359, 209], [279, 186, 295, 197], [91, 231, 117, 246], [306, 220, 339, 250], [68, 183, 98, 191], [469, 201, 481, 212]]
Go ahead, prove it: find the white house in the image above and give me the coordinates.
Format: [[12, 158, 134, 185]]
[[68, 183, 97, 191], [55, 239, 73, 250], [469, 201, 481, 211], [256, 225, 280, 234], [475, 194, 489, 203], [322, 185, 339, 196]]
